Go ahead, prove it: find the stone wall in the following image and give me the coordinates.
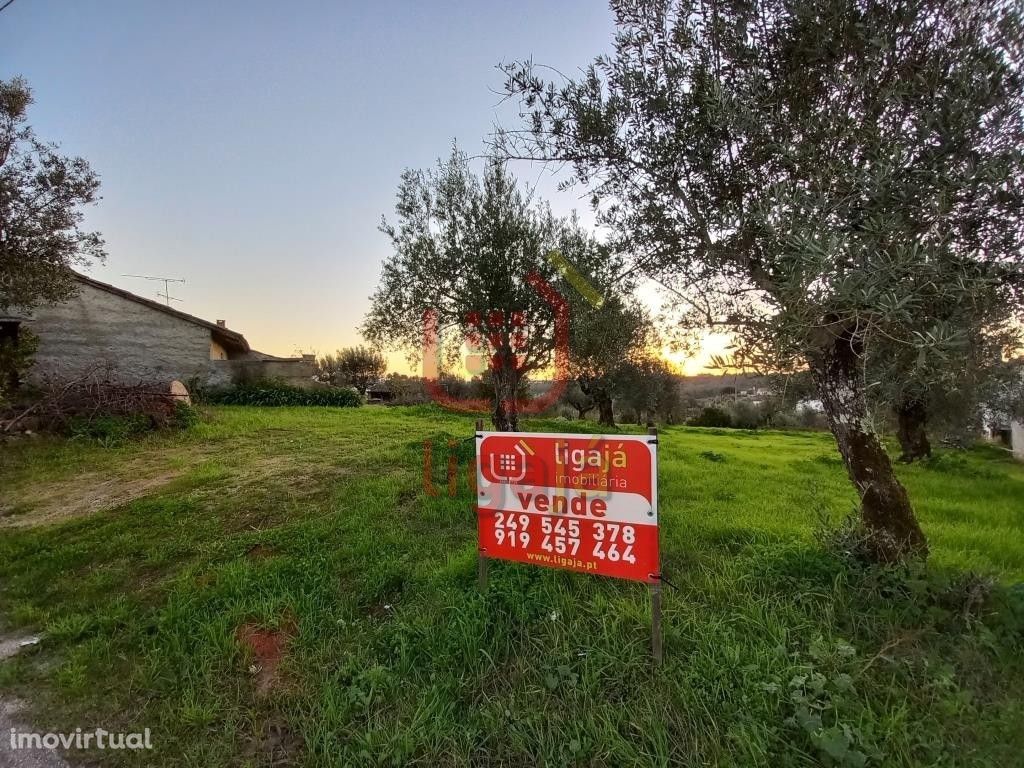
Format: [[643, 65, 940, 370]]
[[1013, 420, 1024, 462], [208, 356, 318, 388], [25, 280, 215, 386]]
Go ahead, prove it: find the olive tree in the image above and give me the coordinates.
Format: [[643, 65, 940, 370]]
[[560, 381, 595, 420], [568, 295, 653, 426], [616, 354, 680, 426], [317, 346, 386, 391], [1, 77, 105, 311], [363, 148, 615, 431], [866, 291, 1020, 461], [501, 0, 1024, 560]]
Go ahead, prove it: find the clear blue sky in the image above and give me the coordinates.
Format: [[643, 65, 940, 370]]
[[2, 0, 615, 358]]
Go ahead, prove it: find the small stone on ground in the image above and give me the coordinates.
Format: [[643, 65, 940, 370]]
[[0, 636, 39, 662]]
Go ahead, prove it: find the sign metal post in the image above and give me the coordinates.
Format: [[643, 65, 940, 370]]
[[475, 419, 489, 592], [648, 426, 662, 664]]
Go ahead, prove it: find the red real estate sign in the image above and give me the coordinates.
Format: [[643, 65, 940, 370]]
[[476, 431, 659, 583]]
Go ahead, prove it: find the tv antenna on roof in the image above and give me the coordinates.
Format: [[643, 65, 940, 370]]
[[122, 274, 186, 306]]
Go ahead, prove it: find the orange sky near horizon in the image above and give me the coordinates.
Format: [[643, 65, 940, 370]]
[[378, 332, 735, 379], [365, 279, 737, 380]]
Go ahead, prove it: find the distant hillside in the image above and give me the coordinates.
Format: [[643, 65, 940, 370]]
[[528, 372, 771, 398]]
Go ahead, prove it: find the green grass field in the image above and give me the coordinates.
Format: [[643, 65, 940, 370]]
[[1, 405, 1022, 766]]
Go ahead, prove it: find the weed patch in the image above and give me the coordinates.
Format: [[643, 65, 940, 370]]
[[699, 450, 727, 462]]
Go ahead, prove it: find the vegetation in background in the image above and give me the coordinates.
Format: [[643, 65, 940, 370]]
[[0, 326, 37, 406], [867, 304, 1020, 462], [469, 367, 532, 407], [688, 406, 734, 429], [0, 406, 1022, 766], [568, 296, 653, 426], [379, 373, 431, 405], [988, 364, 1024, 428], [615, 356, 682, 426], [315, 346, 386, 392], [201, 379, 362, 407], [501, 0, 1024, 562], [0, 77, 106, 311], [559, 381, 595, 420]]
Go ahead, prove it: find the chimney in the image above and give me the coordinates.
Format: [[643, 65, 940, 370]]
[[216, 319, 226, 328]]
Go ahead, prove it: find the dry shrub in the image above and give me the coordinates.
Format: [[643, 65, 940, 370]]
[[1, 366, 192, 436]]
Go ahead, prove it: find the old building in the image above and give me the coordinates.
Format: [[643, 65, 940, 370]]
[[365, 381, 396, 403], [981, 358, 1024, 462], [1003, 359, 1024, 463], [6, 272, 315, 389]]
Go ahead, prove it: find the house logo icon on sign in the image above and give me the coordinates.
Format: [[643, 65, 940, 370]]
[[488, 440, 533, 483]]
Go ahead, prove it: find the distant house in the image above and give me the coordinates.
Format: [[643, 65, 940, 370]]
[[3, 272, 315, 389], [1012, 361, 1024, 462], [796, 397, 825, 414], [979, 358, 1024, 462], [985, 412, 1023, 461], [365, 381, 395, 403]]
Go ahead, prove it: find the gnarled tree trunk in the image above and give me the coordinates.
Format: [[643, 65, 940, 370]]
[[809, 328, 928, 562], [491, 361, 520, 432], [895, 397, 931, 463], [596, 392, 615, 427], [579, 377, 613, 426]]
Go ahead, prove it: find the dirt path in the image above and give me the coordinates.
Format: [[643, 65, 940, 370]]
[[0, 444, 331, 529], [0, 470, 185, 529]]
